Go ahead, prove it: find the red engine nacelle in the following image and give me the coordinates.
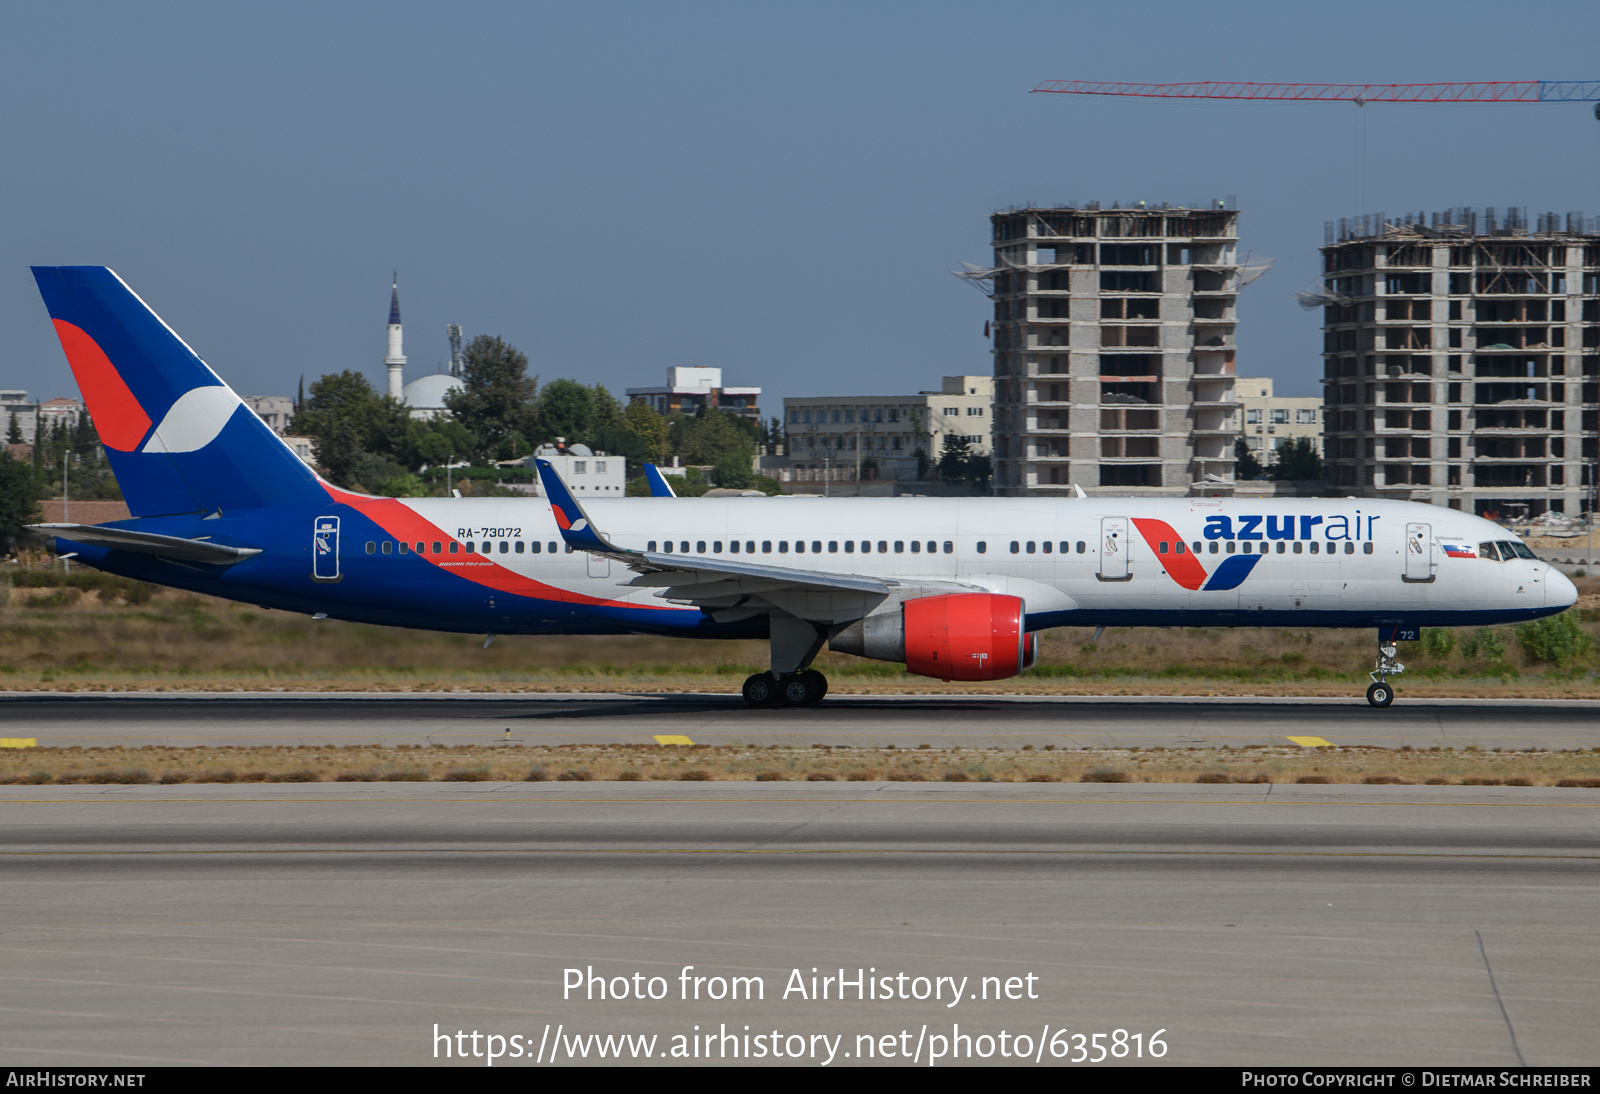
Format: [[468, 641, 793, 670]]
[[903, 593, 1027, 682]]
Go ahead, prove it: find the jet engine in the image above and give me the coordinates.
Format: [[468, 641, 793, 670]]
[[830, 592, 1029, 682]]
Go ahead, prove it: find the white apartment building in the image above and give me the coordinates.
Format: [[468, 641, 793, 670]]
[[782, 375, 992, 483], [1235, 376, 1323, 463]]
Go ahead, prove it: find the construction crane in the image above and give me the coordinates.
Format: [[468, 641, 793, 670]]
[[1032, 80, 1600, 105]]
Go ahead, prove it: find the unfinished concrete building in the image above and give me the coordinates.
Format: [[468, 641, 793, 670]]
[[1317, 208, 1600, 519], [970, 203, 1263, 497]]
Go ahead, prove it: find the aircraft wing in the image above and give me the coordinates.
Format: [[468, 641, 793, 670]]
[[536, 458, 971, 623], [31, 523, 262, 563]]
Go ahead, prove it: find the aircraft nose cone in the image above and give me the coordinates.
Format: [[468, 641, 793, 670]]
[[1547, 567, 1579, 609]]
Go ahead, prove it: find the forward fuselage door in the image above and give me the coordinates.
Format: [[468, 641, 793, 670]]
[[1098, 517, 1130, 581], [1404, 522, 1435, 583]]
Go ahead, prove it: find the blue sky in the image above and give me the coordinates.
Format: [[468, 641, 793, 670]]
[[5, 0, 1600, 409]]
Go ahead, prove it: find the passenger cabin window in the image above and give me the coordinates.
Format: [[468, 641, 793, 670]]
[[911, 541, 921, 553], [365, 542, 376, 554], [1026, 542, 1036, 554], [680, 541, 689, 553], [878, 541, 887, 553], [515, 541, 525, 553], [397, 542, 408, 555], [1077, 541, 1086, 553], [977, 542, 986, 553], [943, 541, 953, 554], [449, 542, 460, 554], [432, 542, 442, 554], [465, 542, 475, 553], [381, 542, 392, 554], [697, 541, 706, 553], [531, 541, 542, 553]]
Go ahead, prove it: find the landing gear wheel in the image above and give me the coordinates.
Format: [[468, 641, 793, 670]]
[[782, 670, 827, 707], [1366, 681, 1395, 708], [780, 674, 813, 706], [804, 670, 828, 702], [742, 672, 778, 707]]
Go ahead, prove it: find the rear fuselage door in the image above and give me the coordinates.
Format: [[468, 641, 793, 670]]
[[312, 516, 340, 581], [1098, 517, 1130, 581], [1404, 522, 1435, 583]]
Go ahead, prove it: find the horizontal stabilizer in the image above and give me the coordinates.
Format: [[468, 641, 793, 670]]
[[31, 523, 262, 564]]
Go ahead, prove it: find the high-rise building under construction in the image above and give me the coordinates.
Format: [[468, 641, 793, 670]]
[[1318, 208, 1600, 519], [975, 203, 1264, 497]]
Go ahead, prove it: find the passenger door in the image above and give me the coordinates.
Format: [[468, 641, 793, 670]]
[[1097, 517, 1130, 581], [1403, 522, 1435, 583]]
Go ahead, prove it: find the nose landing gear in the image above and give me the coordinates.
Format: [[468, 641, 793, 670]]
[[1367, 634, 1405, 708]]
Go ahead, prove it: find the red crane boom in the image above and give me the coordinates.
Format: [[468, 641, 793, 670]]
[[1031, 80, 1600, 103]]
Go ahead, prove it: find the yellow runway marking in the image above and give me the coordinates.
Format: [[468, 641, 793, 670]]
[[0, 738, 36, 748], [1287, 736, 1332, 747], [653, 735, 694, 745]]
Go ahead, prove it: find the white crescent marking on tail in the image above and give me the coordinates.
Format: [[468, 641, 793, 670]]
[[140, 386, 244, 453]]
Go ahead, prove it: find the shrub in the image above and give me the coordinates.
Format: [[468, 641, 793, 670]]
[[1296, 775, 1334, 784], [525, 767, 551, 782], [1080, 769, 1130, 783], [617, 770, 643, 781], [754, 771, 784, 782], [556, 769, 593, 781], [1195, 772, 1230, 784], [268, 769, 320, 783], [1421, 629, 1456, 658], [1515, 614, 1592, 668], [1460, 628, 1507, 661], [678, 770, 711, 781]]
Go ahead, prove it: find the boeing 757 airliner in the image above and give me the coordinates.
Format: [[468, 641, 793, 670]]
[[28, 267, 1577, 707]]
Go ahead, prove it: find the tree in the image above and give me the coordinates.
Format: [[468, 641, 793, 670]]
[[0, 448, 41, 553], [938, 435, 973, 483], [442, 336, 538, 461], [538, 379, 596, 443], [671, 409, 757, 465], [1234, 439, 1265, 481], [290, 371, 412, 487], [710, 452, 755, 489], [591, 385, 624, 432], [1268, 437, 1323, 481], [5, 412, 21, 445], [622, 401, 670, 462]]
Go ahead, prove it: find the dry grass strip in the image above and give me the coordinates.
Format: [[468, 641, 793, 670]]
[[2, 743, 1599, 787]]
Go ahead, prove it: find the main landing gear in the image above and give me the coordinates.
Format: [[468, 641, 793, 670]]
[[1366, 634, 1404, 708], [742, 669, 828, 708], [742, 612, 830, 708]]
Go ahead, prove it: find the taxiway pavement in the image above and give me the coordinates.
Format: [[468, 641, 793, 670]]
[[0, 781, 1595, 1066], [2, 692, 1599, 750]]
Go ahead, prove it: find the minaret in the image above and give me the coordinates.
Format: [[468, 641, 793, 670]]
[[385, 273, 406, 399]]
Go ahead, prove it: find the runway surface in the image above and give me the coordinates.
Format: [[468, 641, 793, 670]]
[[3, 692, 1600, 750], [0, 781, 1596, 1066]]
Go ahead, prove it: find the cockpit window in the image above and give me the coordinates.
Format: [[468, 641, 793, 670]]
[[1478, 542, 1499, 562], [1499, 540, 1537, 560]]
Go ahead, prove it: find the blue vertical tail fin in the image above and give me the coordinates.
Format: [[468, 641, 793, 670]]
[[32, 266, 327, 517]]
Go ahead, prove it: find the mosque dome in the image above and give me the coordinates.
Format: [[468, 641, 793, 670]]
[[402, 373, 464, 411]]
